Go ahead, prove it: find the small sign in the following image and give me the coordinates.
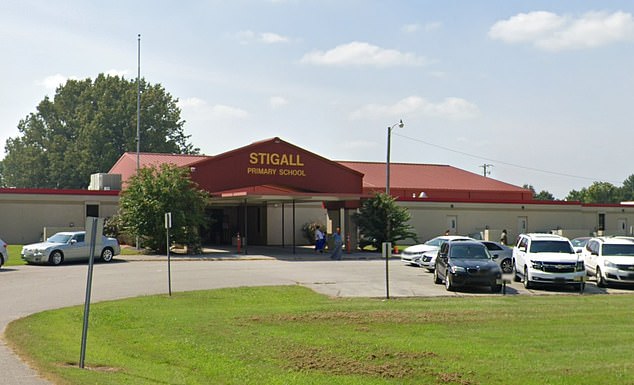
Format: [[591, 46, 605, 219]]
[[165, 212, 172, 229]]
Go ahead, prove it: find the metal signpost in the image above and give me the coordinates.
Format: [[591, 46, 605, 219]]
[[382, 242, 391, 299], [80, 216, 103, 369], [165, 212, 172, 296]]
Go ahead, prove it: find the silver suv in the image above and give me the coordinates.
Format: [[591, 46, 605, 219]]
[[513, 233, 585, 290], [582, 236, 634, 287]]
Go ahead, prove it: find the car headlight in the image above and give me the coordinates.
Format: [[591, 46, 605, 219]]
[[604, 260, 617, 269], [575, 261, 584, 271], [450, 265, 466, 273], [530, 261, 543, 271]]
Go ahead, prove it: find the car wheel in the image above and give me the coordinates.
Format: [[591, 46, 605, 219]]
[[0, 255, 4, 269], [500, 259, 513, 274], [596, 266, 606, 288], [49, 251, 63, 266], [445, 270, 454, 291], [523, 267, 533, 289], [433, 267, 442, 284], [513, 261, 521, 282], [101, 247, 114, 262], [491, 284, 503, 293]]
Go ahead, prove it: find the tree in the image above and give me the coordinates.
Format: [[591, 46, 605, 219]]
[[621, 174, 634, 201], [565, 188, 587, 202], [116, 164, 209, 253], [353, 193, 418, 249], [534, 190, 555, 200], [1, 74, 198, 189], [523, 184, 555, 200], [566, 182, 622, 204]]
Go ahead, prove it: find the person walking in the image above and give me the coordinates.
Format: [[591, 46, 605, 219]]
[[330, 227, 343, 260], [314, 225, 325, 253], [500, 229, 508, 246]]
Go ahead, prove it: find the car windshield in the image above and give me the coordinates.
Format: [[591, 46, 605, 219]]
[[425, 237, 445, 247], [450, 245, 490, 259], [602, 244, 634, 256], [571, 238, 589, 247], [47, 234, 72, 243], [529, 240, 574, 253]]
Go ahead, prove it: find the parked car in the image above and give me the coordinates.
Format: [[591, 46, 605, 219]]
[[570, 237, 591, 253], [513, 233, 585, 290], [582, 236, 634, 287], [401, 235, 473, 270], [480, 240, 513, 274], [21, 231, 120, 266], [0, 238, 8, 268], [433, 240, 503, 292]]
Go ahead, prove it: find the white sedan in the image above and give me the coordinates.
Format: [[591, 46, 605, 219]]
[[21, 231, 120, 265], [401, 235, 474, 271]]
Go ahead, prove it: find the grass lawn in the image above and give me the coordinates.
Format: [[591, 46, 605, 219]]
[[5, 286, 634, 385], [5, 245, 25, 266]]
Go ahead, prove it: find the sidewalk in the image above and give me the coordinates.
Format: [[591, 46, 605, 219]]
[[120, 245, 394, 262]]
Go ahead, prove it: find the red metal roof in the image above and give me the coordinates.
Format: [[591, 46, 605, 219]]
[[108, 142, 532, 201], [109, 152, 209, 186], [338, 161, 527, 192]]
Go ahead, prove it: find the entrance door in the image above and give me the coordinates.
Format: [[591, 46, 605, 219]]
[[446, 216, 457, 235], [618, 218, 627, 235]]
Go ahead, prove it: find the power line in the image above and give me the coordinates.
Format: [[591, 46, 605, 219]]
[[394, 132, 622, 185]]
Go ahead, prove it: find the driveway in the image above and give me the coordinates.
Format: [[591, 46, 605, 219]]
[[0, 255, 631, 384]]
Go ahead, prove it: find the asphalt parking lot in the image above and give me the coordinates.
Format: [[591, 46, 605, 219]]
[[1, 251, 633, 385]]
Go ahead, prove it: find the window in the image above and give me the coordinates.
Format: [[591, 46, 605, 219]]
[[86, 204, 99, 217]]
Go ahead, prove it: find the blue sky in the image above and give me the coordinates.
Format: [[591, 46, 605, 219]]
[[2, 1, 634, 199]]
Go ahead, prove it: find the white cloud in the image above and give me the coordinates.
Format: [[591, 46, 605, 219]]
[[300, 41, 425, 67], [210, 104, 249, 119], [349, 96, 480, 121], [489, 10, 634, 51], [269, 96, 288, 109], [237, 30, 291, 44], [105, 69, 129, 77], [402, 22, 441, 34], [38, 73, 83, 90], [401, 23, 420, 33], [178, 97, 207, 108], [425, 21, 443, 31], [178, 98, 249, 120], [39, 74, 68, 89], [260, 32, 290, 44]]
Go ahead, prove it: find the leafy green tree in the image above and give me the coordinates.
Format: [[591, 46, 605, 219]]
[[523, 184, 555, 200], [566, 182, 622, 203], [566, 188, 587, 202], [621, 174, 634, 201], [117, 164, 209, 253], [1, 74, 198, 189], [534, 190, 555, 200], [586, 182, 622, 203], [353, 193, 417, 249]]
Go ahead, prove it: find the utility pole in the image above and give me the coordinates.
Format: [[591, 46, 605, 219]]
[[480, 163, 493, 177]]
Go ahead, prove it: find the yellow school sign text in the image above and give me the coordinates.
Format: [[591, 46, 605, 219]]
[[246, 152, 307, 177]]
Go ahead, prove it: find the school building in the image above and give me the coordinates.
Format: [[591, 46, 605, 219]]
[[103, 137, 634, 250], [1, 136, 631, 246]]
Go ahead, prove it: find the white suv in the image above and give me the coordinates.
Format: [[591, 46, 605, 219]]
[[513, 233, 585, 289], [582, 236, 634, 287]]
